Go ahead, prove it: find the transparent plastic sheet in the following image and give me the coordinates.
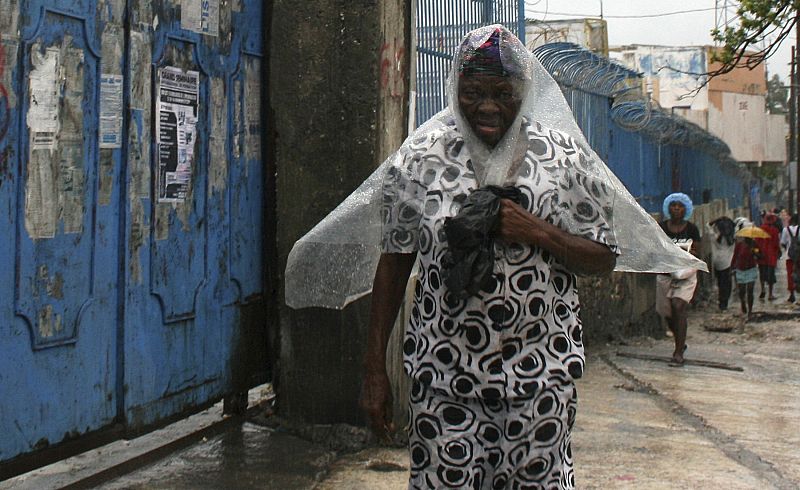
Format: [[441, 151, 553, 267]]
[[285, 25, 706, 310]]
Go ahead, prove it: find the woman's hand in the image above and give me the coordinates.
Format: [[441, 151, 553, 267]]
[[359, 368, 395, 442], [496, 199, 616, 275], [496, 198, 540, 244], [360, 253, 415, 441]]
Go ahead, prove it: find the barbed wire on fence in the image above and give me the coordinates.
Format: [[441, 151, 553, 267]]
[[533, 41, 751, 182]]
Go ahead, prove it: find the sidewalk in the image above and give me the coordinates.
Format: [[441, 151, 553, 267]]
[[4, 267, 799, 489]]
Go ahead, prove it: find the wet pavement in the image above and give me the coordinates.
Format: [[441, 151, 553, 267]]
[[6, 264, 800, 489], [97, 423, 335, 490]]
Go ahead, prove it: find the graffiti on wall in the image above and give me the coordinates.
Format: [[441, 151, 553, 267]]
[[380, 38, 406, 98]]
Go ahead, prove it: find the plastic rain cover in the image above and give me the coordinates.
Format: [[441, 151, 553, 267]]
[[285, 25, 707, 310]]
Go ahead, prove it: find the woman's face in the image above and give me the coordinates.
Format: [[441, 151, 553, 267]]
[[669, 201, 686, 221], [458, 75, 521, 147]]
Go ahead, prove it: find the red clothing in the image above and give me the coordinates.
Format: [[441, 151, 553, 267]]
[[755, 225, 780, 267], [731, 241, 758, 270]]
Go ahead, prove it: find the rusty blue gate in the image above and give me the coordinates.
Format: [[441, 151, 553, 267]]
[[0, 0, 268, 468], [415, 0, 525, 126]]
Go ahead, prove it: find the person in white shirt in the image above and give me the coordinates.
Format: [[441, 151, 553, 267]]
[[707, 217, 736, 310], [779, 214, 799, 303]]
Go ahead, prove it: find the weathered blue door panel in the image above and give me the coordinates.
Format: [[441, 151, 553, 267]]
[[122, 0, 265, 428], [0, 0, 124, 462]]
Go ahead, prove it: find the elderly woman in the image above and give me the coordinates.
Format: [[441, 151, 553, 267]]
[[657, 193, 700, 366], [286, 24, 705, 490], [360, 27, 617, 489]]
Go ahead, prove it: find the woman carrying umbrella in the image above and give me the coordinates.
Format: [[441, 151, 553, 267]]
[[732, 222, 765, 316]]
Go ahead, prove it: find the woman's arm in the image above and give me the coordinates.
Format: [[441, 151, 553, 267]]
[[497, 199, 616, 275], [359, 252, 416, 440]]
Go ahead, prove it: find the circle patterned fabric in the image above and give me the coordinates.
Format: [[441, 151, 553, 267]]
[[382, 117, 617, 401], [408, 381, 577, 489]]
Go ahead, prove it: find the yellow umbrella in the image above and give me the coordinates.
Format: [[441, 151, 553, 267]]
[[735, 226, 771, 239]]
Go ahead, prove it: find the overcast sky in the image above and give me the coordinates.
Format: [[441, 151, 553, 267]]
[[524, 0, 794, 84]]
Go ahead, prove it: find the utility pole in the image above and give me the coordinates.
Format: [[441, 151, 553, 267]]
[[790, 45, 796, 214], [796, 12, 800, 215]]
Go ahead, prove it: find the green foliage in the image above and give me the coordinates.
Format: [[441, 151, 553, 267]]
[[710, 0, 798, 77], [758, 163, 779, 180], [766, 73, 789, 113]]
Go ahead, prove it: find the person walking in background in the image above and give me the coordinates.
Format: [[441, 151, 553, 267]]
[[731, 233, 760, 316], [779, 208, 791, 230], [656, 193, 700, 367], [780, 213, 799, 303], [707, 217, 735, 310], [756, 213, 781, 301], [772, 208, 784, 234]]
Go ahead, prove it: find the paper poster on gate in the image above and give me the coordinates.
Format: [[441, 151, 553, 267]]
[[27, 47, 61, 151], [99, 74, 124, 148], [156, 66, 199, 203], [181, 0, 219, 37]]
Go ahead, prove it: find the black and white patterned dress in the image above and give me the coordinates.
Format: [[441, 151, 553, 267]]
[[382, 117, 616, 489]]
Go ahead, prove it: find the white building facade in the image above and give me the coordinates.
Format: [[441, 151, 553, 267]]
[[525, 18, 608, 55], [611, 45, 787, 166]]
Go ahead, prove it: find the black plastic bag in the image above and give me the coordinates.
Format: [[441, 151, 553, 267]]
[[441, 185, 522, 299]]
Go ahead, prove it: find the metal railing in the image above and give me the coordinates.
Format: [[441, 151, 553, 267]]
[[415, 0, 525, 126]]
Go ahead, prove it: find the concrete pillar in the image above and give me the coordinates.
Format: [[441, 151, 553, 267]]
[[270, 0, 411, 424]]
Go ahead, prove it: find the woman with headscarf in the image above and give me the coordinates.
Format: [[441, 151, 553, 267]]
[[657, 193, 701, 367], [731, 222, 760, 316], [362, 27, 617, 489], [285, 24, 705, 489], [706, 217, 735, 310]]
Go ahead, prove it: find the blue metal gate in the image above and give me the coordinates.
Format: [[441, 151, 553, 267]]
[[0, 0, 268, 465], [415, 0, 525, 126]]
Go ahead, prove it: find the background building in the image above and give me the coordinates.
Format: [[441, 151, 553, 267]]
[[525, 18, 608, 55], [611, 45, 787, 170]]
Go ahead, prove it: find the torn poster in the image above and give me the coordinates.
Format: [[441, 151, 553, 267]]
[[27, 46, 61, 151], [99, 74, 123, 148], [156, 66, 199, 203], [181, 0, 219, 37]]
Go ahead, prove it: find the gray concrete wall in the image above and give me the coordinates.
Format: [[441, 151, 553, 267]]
[[578, 272, 662, 344], [271, 0, 411, 425]]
